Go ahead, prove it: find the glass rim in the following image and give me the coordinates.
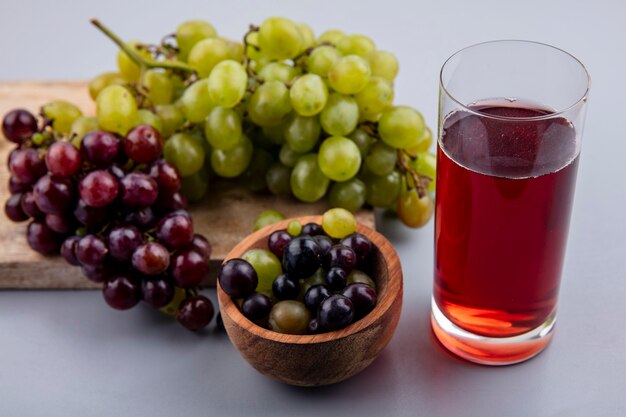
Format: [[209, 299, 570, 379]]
[[439, 39, 591, 121]]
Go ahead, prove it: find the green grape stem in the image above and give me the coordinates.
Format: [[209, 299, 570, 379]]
[[397, 149, 431, 198], [242, 25, 264, 83], [90, 19, 195, 74]]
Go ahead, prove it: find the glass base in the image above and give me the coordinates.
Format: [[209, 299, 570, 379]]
[[430, 297, 556, 365]]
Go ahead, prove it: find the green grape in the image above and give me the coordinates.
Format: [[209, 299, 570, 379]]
[[354, 77, 394, 119], [318, 136, 361, 182], [397, 189, 434, 228], [322, 208, 357, 239], [170, 75, 187, 101], [320, 93, 359, 136], [317, 29, 345, 45], [204, 107, 242, 151], [210, 134, 253, 178], [262, 123, 286, 145], [42, 100, 82, 135], [96, 85, 137, 136], [239, 149, 273, 192], [289, 74, 328, 116], [297, 22, 315, 52], [284, 115, 321, 153], [329, 178, 366, 213], [297, 268, 326, 299], [337, 34, 376, 57], [242, 248, 282, 294], [254, 210, 285, 231], [208, 60, 247, 108], [258, 17, 303, 60], [348, 129, 374, 157], [378, 106, 425, 149], [159, 286, 187, 316], [266, 163, 292, 196], [136, 109, 163, 133], [413, 152, 437, 192], [347, 270, 376, 289], [247, 80, 292, 127], [279, 144, 304, 167], [188, 125, 212, 156], [226, 39, 244, 62], [88, 72, 125, 101], [179, 79, 214, 122], [367, 50, 399, 82], [188, 38, 233, 78], [306, 46, 342, 77], [328, 55, 371, 94], [287, 220, 302, 237], [140, 70, 174, 105], [365, 170, 401, 207], [365, 141, 397, 176], [245, 31, 264, 62], [163, 132, 205, 177], [70, 116, 98, 147], [290, 153, 330, 202], [176, 20, 218, 62], [258, 62, 300, 83], [117, 41, 152, 82], [155, 104, 184, 137], [408, 126, 433, 154], [181, 166, 209, 202], [269, 301, 310, 335]]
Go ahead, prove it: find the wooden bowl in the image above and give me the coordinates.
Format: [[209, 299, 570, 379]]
[[217, 215, 402, 387]]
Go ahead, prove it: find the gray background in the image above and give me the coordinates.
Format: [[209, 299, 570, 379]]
[[1, 0, 625, 416]]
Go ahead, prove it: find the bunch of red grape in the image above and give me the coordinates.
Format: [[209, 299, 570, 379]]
[[3, 108, 215, 331]]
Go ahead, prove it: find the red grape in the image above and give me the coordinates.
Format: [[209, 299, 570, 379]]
[[177, 295, 214, 331], [9, 176, 30, 194], [132, 242, 170, 275], [26, 221, 60, 255], [82, 264, 114, 283], [9, 148, 46, 184], [124, 206, 157, 230], [34, 174, 74, 215], [2, 109, 37, 144], [218, 258, 258, 299], [81, 131, 120, 167], [141, 278, 175, 308], [45, 213, 73, 234], [21, 191, 44, 219], [156, 214, 193, 250], [76, 234, 109, 266], [108, 225, 143, 262], [124, 125, 163, 164], [61, 236, 81, 266], [45, 141, 81, 177], [341, 283, 377, 319], [73, 199, 109, 226], [170, 249, 208, 288], [190, 234, 212, 259], [242, 293, 272, 321], [268, 230, 292, 259], [323, 245, 357, 273], [5, 193, 28, 222], [103, 275, 141, 310], [340, 233, 373, 266], [79, 170, 119, 208], [120, 173, 158, 208], [149, 159, 181, 197]]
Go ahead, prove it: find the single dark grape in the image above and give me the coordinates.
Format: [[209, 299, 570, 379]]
[[103, 275, 141, 310], [324, 245, 357, 273], [120, 172, 158, 208], [73, 199, 109, 226], [303, 284, 332, 312], [170, 249, 208, 288], [190, 234, 211, 259], [81, 130, 120, 167], [267, 230, 292, 259], [108, 225, 143, 262], [218, 258, 258, 299], [26, 220, 60, 255], [82, 264, 114, 283], [142, 278, 175, 308], [177, 295, 215, 331], [4, 193, 28, 222], [2, 109, 38, 144], [45, 141, 81, 177], [45, 213, 72, 234], [60, 236, 81, 266], [125, 125, 163, 164], [313, 235, 333, 259], [341, 283, 377, 320], [149, 159, 181, 197], [9, 148, 46, 184], [341, 233, 373, 266], [76, 234, 108, 266], [34, 174, 74, 215], [242, 292, 273, 321], [301, 222, 325, 236], [307, 318, 321, 334], [282, 236, 321, 279], [21, 191, 44, 219], [79, 170, 119, 208], [132, 242, 170, 275], [326, 267, 348, 291], [156, 214, 193, 250], [318, 295, 354, 331], [123, 206, 156, 230], [9, 175, 30, 194], [156, 191, 188, 212], [272, 273, 300, 300]]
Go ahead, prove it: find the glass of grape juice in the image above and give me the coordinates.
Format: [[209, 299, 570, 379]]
[[431, 40, 590, 365]]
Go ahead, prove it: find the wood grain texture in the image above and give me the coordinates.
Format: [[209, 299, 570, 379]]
[[0, 81, 375, 289], [217, 215, 402, 387]]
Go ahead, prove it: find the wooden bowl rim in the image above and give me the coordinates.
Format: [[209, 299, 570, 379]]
[[217, 215, 402, 345]]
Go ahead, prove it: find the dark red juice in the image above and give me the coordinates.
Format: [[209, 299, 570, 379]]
[[434, 101, 579, 337]]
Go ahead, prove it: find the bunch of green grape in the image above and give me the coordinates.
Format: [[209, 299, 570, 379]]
[[82, 17, 436, 227]]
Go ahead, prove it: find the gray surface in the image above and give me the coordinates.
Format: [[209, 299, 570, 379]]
[[1, 0, 625, 416]]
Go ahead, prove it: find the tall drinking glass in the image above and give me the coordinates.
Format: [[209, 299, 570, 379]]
[[432, 41, 590, 365]]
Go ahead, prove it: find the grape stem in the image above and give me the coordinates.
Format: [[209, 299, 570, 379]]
[[242, 25, 264, 83], [397, 149, 431, 198], [90, 19, 194, 74]]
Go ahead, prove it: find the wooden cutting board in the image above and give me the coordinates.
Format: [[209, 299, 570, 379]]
[[0, 81, 375, 289]]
